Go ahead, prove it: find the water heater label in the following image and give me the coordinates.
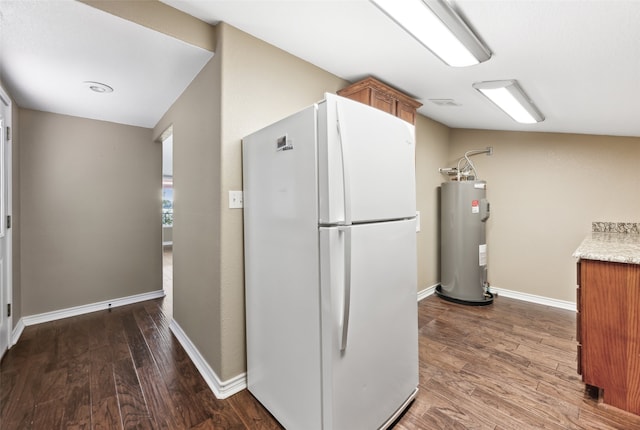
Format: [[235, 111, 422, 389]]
[[472, 200, 480, 214], [479, 244, 487, 266]]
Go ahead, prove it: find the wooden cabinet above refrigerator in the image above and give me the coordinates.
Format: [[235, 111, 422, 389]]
[[337, 77, 422, 125]]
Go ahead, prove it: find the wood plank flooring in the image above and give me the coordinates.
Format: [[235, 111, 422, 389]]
[[399, 295, 640, 430], [2, 293, 640, 429]]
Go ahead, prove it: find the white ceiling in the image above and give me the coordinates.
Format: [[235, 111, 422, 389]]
[[2, 1, 640, 137], [0, 0, 213, 128]]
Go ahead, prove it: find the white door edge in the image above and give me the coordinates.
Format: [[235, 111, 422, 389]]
[[0, 84, 13, 356]]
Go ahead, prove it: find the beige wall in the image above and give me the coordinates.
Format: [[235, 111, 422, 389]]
[[415, 115, 450, 290], [80, 0, 217, 52], [20, 109, 161, 315], [218, 23, 348, 380], [154, 22, 349, 382], [449, 130, 640, 302], [153, 52, 224, 374]]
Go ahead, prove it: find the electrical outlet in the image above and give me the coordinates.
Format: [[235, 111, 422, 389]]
[[229, 191, 243, 209]]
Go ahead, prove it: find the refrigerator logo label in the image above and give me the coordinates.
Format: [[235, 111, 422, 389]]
[[276, 135, 293, 151], [471, 200, 480, 214]]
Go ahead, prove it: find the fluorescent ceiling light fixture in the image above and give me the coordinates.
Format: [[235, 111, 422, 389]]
[[473, 80, 545, 124], [370, 0, 491, 67]]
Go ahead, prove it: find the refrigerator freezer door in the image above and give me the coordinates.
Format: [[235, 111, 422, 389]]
[[243, 105, 323, 430], [318, 94, 416, 225], [319, 219, 419, 430]]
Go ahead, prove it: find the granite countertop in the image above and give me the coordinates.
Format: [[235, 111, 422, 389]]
[[573, 232, 640, 265]]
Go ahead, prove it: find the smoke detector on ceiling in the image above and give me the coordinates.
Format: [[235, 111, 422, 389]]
[[84, 81, 114, 93], [429, 99, 460, 107]]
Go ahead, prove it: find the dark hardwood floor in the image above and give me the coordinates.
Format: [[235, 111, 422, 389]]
[[2, 292, 640, 429], [398, 295, 640, 430]]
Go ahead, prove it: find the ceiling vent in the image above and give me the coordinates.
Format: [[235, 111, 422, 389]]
[[429, 99, 460, 107]]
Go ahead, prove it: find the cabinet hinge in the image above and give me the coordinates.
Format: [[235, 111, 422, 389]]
[[6, 215, 10, 229], [7, 303, 10, 318]]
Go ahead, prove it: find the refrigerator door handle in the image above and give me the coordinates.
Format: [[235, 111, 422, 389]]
[[339, 226, 352, 352], [336, 103, 352, 226]]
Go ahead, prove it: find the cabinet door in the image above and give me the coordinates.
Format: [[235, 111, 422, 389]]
[[371, 89, 396, 115], [582, 261, 625, 390], [397, 101, 416, 124], [581, 259, 640, 414]]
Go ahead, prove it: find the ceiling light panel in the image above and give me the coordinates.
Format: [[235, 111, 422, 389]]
[[370, 0, 491, 67], [473, 80, 544, 124]]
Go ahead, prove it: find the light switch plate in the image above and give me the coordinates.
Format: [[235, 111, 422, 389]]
[[229, 191, 243, 209]]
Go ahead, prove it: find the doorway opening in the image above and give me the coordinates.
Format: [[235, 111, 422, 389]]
[[162, 130, 173, 316]]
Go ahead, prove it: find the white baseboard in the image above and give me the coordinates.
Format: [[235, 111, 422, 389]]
[[169, 319, 246, 400], [21, 289, 166, 327], [490, 287, 576, 311], [417, 284, 437, 302], [167, 283, 443, 400], [11, 318, 24, 346]]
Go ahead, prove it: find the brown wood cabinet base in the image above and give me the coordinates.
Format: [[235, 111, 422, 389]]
[[577, 259, 640, 415]]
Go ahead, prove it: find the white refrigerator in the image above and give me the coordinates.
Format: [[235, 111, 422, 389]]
[[242, 94, 418, 430]]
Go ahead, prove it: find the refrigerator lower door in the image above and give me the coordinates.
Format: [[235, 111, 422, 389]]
[[319, 219, 418, 430]]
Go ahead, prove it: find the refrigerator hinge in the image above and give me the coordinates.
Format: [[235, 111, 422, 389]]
[[7, 303, 11, 318], [6, 215, 10, 229], [5, 126, 10, 141]]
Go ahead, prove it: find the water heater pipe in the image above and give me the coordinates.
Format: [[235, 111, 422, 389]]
[[439, 147, 493, 180]]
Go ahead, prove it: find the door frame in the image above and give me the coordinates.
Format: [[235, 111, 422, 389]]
[[0, 84, 13, 356]]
